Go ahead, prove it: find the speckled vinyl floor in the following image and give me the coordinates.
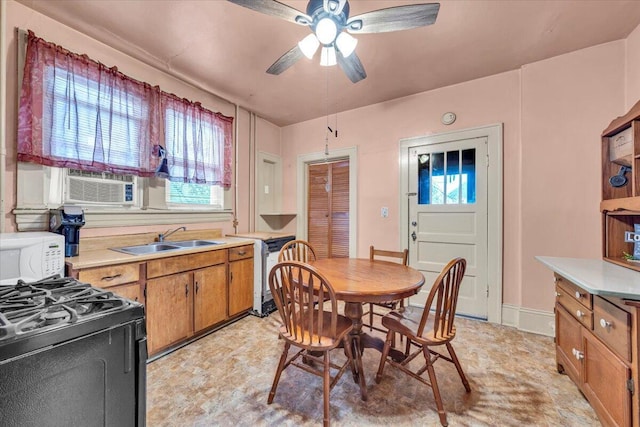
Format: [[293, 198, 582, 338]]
[[146, 312, 601, 427]]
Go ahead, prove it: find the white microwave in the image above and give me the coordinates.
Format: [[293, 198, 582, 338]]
[[0, 232, 65, 285]]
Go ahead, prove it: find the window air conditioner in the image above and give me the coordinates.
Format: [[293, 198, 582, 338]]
[[65, 169, 136, 205]]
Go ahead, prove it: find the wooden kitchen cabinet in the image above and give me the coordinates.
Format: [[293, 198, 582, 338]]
[[146, 245, 253, 356], [193, 264, 227, 333], [554, 273, 635, 427], [75, 261, 144, 304], [68, 241, 254, 358], [146, 272, 193, 355], [228, 245, 254, 317]]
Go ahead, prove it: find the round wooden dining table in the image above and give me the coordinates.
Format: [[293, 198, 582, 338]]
[[309, 257, 425, 395]]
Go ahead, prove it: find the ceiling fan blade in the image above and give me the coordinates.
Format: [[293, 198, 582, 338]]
[[336, 50, 367, 83], [266, 45, 305, 75], [347, 3, 440, 34], [227, 0, 311, 25]]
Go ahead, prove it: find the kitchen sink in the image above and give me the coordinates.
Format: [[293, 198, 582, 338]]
[[171, 240, 223, 247], [111, 243, 181, 255], [110, 240, 223, 255]]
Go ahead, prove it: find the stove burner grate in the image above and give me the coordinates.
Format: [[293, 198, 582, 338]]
[[0, 275, 131, 342]]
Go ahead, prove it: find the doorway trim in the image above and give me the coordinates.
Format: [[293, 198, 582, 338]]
[[399, 123, 503, 324], [297, 146, 358, 258]]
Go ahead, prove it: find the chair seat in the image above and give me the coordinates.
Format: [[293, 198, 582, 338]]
[[382, 306, 456, 346], [280, 310, 353, 350]]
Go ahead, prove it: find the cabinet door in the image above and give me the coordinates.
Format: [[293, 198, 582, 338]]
[[555, 304, 582, 384], [146, 272, 193, 355], [193, 265, 227, 333], [228, 258, 253, 317], [582, 331, 632, 427], [109, 282, 143, 304]]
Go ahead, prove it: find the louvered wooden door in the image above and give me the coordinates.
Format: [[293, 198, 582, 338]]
[[308, 161, 349, 259]]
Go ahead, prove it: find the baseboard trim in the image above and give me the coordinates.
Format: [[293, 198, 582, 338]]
[[501, 304, 555, 337]]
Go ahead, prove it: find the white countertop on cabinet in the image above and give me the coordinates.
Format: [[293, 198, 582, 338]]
[[536, 256, 640, 300]]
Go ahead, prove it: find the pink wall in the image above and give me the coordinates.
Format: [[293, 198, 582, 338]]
[[521, 42, 625, 311], [627, 24, 640, 109], [280, 39, 632, 313]]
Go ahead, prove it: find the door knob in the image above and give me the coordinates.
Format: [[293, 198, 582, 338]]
[[411, 231, 417, 241]]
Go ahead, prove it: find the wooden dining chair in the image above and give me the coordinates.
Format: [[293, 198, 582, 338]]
[[268, 261, 365, 427], [362, 246, 409, 337], [278, 239, 317, 262], [375, 257, 470, 427]]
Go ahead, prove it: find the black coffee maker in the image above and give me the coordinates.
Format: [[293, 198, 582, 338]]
[[49, 205, 85, 257]]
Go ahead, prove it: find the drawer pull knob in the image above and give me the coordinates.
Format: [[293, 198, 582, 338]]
[[555, 291, 561, 297], [553, 277, 559, 283], [101, 274, 122, 281], [575, 291, 583, 299], [237, 251, 246, 256], [571, 348, 584, 360], [599, 318, 612, 329], [576, 310, 584, 318]]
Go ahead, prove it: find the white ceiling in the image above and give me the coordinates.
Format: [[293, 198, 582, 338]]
[[15, 0, 640, 126]]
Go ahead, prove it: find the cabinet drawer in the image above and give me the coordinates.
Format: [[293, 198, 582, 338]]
[[78, 263, 140, 288], [556, 284, 593, 329], [593, 296, 631, 362], [555, 274, 592, 310], [229, 245, 253, 261], [147, 250, 227, 278]]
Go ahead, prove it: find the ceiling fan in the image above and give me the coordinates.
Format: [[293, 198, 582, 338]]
[[227, 0, 440, 83]]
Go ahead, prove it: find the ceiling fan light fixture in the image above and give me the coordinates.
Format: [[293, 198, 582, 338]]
[[298, 33, 320, 59], [336, 32, 357, 57], [315, 17, 338, 44], [320, 46, 337, 66]]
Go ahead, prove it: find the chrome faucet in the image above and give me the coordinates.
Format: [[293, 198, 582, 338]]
[[158, 226, 186, 242]]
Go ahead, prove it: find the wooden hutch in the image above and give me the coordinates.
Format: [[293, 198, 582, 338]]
[[539, 100, 640, 427]]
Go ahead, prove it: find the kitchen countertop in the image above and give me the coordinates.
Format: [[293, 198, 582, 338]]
[[536, 256, 640, 299], [226, 232, 295, 240], [66, 237, 255, 270]]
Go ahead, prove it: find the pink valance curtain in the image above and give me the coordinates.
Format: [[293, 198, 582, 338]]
[[17, 30, 233, 186], [17, 30, 161, 176], [162, 93, 233, 187]]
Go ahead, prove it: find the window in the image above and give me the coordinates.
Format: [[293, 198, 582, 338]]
[[162, 101, 233, 208], [166, 182, 224, 208], [418, 148, 476, 205], [43, 66, 147, 170], [16, 29, 233, 230]]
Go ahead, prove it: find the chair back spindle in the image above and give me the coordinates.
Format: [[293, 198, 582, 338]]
[[269, 261, 338, 346], [278, 240, 317, 263], [418, 257, 466, 340]]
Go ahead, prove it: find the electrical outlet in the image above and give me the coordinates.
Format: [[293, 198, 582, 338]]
[[381, 207, 389, 218]]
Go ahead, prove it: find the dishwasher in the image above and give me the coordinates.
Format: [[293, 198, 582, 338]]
[[227, 232, 295, 317]]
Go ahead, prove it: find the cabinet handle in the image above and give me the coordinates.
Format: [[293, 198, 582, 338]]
[[185, 284, 189, 296], [101, 273, 122, 281], [230, 272, 233, 283], [576, 310, 584, 318], [237, 251, 246, 256], [555, 291, 561, 297], [599, 318, 612, 329], [553, 277, 559, 283], [195, 281, 199, 293], [575, 291, 583, 299]]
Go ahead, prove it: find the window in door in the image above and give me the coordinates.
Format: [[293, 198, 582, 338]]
[[418, 148, 476, 205]]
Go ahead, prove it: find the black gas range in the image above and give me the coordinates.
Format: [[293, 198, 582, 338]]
[[0, 275, 147, 426]]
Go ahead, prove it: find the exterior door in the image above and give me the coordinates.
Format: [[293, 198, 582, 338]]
[[307, 160, 349, 259], [408, 137, 489, 319]]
